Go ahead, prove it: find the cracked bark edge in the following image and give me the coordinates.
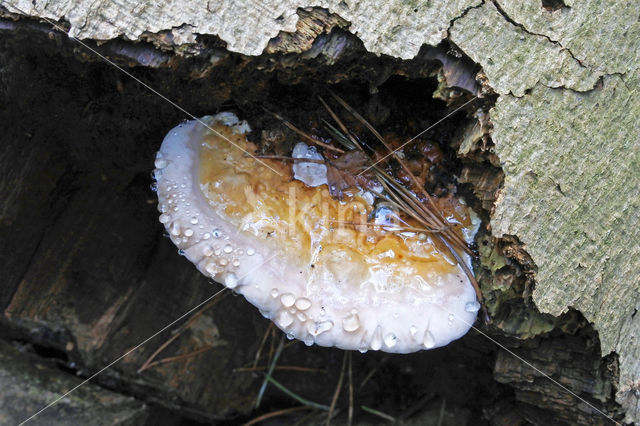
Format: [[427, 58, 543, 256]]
[[2, 0, 480, 59], [449, 1, 601, 96], [491, 0, 591, 73], [495, 0, 640, 76]]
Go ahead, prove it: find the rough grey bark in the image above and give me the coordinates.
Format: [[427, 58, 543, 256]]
[[490, 75, 639, 423], [450, 3, 639, 421], [6, 0, 479, 58], [2, 0, 639, 422]]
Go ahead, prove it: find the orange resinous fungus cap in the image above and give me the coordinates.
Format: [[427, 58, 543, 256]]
[[154, 113, 480, 353]]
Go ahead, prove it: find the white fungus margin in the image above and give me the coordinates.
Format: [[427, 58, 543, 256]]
[[154, 113, 480, 353]]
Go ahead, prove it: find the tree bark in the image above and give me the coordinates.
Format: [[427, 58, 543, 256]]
[[1, 0, 638, 423]]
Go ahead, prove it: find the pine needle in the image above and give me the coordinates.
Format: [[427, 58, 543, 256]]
[[330, 92, 474, 255], [321, 120, 357, 150], [255, 335, 285, 408], [253, 154, 327, 165], [324, 93, 485, 309], [361, 406, 396, 422], [235, 365, 326, 374], [243, 406, 311, 426], [266, 377, 330, 411], [348, 352, 353, 426], [253, 323, 274, 369], [325, 219, 444, 234], [137, 291, 227, 373], [318, 96, 364, 151], [327, 352, 348, 425], [270, 93, 487, 315], [263, 107, 344, 153]]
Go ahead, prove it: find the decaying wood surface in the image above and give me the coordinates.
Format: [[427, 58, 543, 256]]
[[1, 0, 638, 423], [0, 18, 502, 423]]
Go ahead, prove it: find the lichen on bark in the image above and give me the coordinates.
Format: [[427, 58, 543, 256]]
[[449, 2, 639, 421], [491, 75, 640, 423]]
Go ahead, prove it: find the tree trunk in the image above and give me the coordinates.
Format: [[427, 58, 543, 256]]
[[1, 0, 637, 424]]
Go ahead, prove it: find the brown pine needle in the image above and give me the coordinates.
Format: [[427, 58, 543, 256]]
[[361, 96, 479, 174], [375, 174, 473, 256], [375, 171, 473, 256], [330, 92, 388, 150], [256, 335, 285, 409], [141, 346, 212, 371], [375, 173, 442, 229], [320, 98, 467, 246], [263, 107, 344, 153], [348, 352, 353, 426], [253, 323, 274, 369], [318, 96, 363, 151], [235, 365, 326, 374], [322, 98, 461, 248], [361, 406, 396, 423], [332, 92, 471, 251], [381, 168, 484, 306], [322, 120, 358, 150], [326, 93, 485, 310], [325, 219, 446, 234], [253, 154, 327, 165], [137, 291, 227, 373], [327, 352, 348, 425], [331, 95, 464, 226], [243, 406, 311, 426]]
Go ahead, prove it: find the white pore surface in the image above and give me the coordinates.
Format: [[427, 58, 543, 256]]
[[154, 114, 479, 353]]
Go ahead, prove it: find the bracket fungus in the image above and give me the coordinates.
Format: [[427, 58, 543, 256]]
[[154, 112, 481, 353]]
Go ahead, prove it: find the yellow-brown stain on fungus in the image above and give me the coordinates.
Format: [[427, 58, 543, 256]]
[[199, 123, 473, 293]]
